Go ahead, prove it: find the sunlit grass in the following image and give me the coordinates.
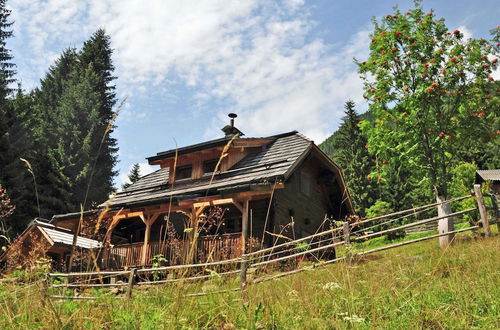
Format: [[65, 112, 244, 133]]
[[0, 231, 498, 329]]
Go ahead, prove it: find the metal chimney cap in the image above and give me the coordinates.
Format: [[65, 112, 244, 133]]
[[228, 113, 237, 119]]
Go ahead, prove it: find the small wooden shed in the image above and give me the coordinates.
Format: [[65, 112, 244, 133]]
[[1, 218, 101, 271]]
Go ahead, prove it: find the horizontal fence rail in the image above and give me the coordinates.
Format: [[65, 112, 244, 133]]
[[44, 193, 493, 300]]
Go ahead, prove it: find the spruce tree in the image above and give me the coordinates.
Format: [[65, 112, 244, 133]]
[[45, 66, 101, 212], [30, 49, 81, 218], [335, 101, 378, 216], [79, 29, 118, 207], [0, 0, 34, 235], [1, 88, 39, 233], [0, 0, 15, 169], [122, 163, 141, 190], [0, 0, 15, 98]]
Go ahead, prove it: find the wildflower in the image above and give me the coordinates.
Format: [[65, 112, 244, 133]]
[[322, 282, 342, 290]]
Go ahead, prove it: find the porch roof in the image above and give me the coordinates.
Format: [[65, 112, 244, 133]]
[[107, 131, 312, 208]]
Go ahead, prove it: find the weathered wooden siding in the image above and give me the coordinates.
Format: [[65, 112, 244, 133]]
[[248, 198, 271, 245], [272, 156, 346, 242]]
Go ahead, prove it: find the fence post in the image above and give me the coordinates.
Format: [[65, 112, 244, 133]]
[[437, 196, 454, 248], [240, 254, 248, 291], [474, 184, 490, 237], [343, 222, 352, 265], [127, 268, 136, 299], [43, 272, 50, 300]]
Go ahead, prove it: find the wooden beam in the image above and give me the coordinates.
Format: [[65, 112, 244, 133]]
[[114, 211, 144, 220], [179, 196, 221, 207], [37, 227, 55, 246], [241, 199, 250, 253], [231, 186, 284, 200], [232, 200, 244, 213], [232, 138, 273, 148], [193, 198, 238, 209]]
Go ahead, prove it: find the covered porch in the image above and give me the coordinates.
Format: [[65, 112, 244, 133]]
[[99, 188, 280, 269]]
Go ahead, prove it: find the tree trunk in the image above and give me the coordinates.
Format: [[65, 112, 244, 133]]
[[436, 195, 454, 248]]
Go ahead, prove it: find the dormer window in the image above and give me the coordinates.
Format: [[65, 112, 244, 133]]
[[176, 165, 192, 180], [203, 159, 219, 174]]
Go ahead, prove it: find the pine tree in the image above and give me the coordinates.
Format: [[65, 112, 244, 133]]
[[0, 0, 15, 168], [122, 163, 141, 190], [30, 49, 82, 218], [45, 66, 101, 212], [1, 88, 39, 233], [79, 29, 118, 207], [0, 0, 15, 99], [0, 0, 34, 235], [335, 101, 378, 216]]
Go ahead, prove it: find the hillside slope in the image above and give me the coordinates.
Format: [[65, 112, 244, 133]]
[[0, 233, 498, 328]]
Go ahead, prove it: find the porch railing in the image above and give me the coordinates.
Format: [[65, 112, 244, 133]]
[[101, 233, 243, 269], [197, 233, 243, 263]]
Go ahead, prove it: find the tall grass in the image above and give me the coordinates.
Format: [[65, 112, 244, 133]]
[[1, 233, 498, 329]]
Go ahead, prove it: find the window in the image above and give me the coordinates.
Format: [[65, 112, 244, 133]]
[[203, 159, 219, 174], [176, 165, 192, 180]]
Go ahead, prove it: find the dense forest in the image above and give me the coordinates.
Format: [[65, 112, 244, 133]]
[[0, 0, 118, 240]]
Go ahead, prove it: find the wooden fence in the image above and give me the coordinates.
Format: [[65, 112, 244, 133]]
[[46, 188, 498, 300]]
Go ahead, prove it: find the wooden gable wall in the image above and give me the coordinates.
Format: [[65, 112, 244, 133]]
[[272, 154, 350, 240]]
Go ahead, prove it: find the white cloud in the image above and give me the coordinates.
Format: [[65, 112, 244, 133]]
[[457, 25, 473, 40], [12, 0, 370, 143]]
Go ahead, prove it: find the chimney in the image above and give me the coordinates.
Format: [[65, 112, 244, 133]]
[[229, 113, 237, 127], [221, 113, 244, 138]]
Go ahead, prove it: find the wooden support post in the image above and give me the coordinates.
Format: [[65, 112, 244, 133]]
[[343, 222, 352, 265], [141, 221, 152, 266], [240, 199, 250, 291], [474, 184, 490, 236], [241, 199, 250, 253], [437, 195, 454, 248], [127, 268, 136, 299]]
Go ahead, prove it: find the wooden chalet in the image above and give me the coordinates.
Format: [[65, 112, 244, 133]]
[[3, 116, 353, 271]]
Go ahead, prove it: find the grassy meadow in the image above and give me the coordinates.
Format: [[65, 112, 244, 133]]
[[0, 231, 499, 329]]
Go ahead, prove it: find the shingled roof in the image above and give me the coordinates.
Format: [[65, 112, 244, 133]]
[[40, 225, 102, 249], [0, 220, 102, 262], [108, 131, 313, 208]]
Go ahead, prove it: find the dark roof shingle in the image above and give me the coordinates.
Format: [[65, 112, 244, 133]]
[[108, 131, 312, 207]]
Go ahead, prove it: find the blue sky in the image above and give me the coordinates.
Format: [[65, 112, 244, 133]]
[[8, 0, 499, 189]]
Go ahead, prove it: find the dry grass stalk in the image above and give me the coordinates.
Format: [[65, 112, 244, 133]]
[[19, 158, 40, 217]]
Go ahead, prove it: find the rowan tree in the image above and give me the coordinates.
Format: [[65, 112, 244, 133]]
[[358, 2, 499, 204]]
